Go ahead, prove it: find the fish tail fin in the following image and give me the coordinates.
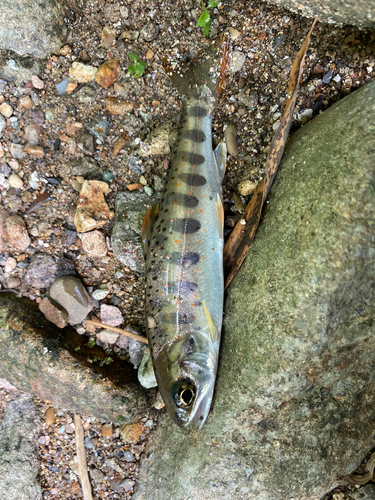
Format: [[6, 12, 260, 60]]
[[163, 33, 231, 102]]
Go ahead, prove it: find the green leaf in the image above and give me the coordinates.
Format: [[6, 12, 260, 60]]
[[197, 11, 210, 27], [137, 60, 147, 70], [204, 22, 211, 36], [128, 52, 138, 62], [208, 0, 219, 8], [127, 64, 136, 74]]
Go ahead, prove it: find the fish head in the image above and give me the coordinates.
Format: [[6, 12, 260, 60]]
[[155, 331, 218, 430]]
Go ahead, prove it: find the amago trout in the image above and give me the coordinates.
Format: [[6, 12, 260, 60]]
[[142, 35, 231, 429]]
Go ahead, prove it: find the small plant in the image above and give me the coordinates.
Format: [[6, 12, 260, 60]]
[[127, 53, 147, 78], [86, 339, 95, 349], [74, 346, 80, 352], [93, 356, 101, 363], [196, 0, 220, 37], [100, 357, 114, 366]]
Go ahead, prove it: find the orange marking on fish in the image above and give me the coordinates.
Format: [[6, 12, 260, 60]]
[[196, 269, 200, 272], [194, 294, 198, 298], [199, 209, 203, 213], [166, 316, 170, 319], [174, 240, 181, 244], [197, 241, 201, 244], [177, 182, 181, 186], [202, 257, 205, 260], [192, 304, 197, 307]]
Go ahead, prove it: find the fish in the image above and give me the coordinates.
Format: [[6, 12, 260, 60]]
[[142, 35, 231, 430]]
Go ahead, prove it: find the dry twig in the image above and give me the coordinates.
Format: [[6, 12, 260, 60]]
[[74, 413, 93, 500]]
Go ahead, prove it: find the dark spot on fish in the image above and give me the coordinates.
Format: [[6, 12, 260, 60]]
[[174, 218, 201, 234], [194, 326, 201, 330], [169, 251, 200, 268], [179, 173, 207, 186], [170, 312, 195, 324], [190, 106, 208, 117], [209, 196, 213, 200], [181, 129, 206, 143], [168, 281, 198, 294], [169, 193, 199, 208], [179, 152, 205, 165]]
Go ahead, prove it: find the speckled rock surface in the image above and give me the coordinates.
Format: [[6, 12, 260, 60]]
[[0, 393, 42, 500], [264, 0, 375, 28], [111, 191, 158, 272], [0, 0, 74, 58], [0, 293, 150, 423], [133, 82, 375, 500], [50, 276, 93, 324]]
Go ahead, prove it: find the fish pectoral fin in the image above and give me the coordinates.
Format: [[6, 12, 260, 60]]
[[216, 193, 224, 240], [142, 204, 159, 257], [214, 141, 227, 183], [203, 300, 219, 343]]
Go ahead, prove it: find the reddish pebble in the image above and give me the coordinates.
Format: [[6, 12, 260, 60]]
[[101, 423, 113, 437], [95, 58, 120, 89]]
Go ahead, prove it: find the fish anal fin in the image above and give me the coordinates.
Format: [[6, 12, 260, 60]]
[[216, 193, 224, 240], [142, 205, 159, 256], [203, 300, 219, 344]]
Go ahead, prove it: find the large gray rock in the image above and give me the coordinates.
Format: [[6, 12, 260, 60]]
[[0, 0, 75, 59], [134, 81, 375, 500], [0, 394, 42, 500], [0, 293, 150, 423], [265, 0, 375, 28]]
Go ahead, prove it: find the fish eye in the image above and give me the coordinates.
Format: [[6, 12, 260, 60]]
[[175, 381, 196, 407]]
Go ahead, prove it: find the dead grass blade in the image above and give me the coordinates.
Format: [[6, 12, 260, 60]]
[[85, 319, 149, 344], [340, 451, 375, 486], [224, 18, 318, 289], [74, 413, 93, 500]]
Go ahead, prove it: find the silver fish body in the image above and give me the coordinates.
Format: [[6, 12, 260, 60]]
[[143, 38, 230, 429]]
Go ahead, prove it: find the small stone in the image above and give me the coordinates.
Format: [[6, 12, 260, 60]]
[[146, 49, 154, 60], [115, 333, 129, 350], [45, 407, 55, 426], [322, 70, 333, 84], [78, 86, 96, 104], [7, 278, 21, 288], [229, 51, 246, 73], [97, 329, 119, 344], [101, 423, 113, 437], [144, 186, 153, 196], [333, 74, 341, 83], [0, 115, 6, 136], [65, 424, 74, 434], [31, 75, 44, 89], [0, 210, 10, 250], [3, 215, 31, 251], [238, 179, 257, 196], [138, 349, 157, 389], [66, 81, 78, 93], [74, 180, 110, 233], [129, 337, 147, 368], [101, 26, 116, 49], [153, 391, 165, 410], [0, 102, 13, 117], [238, 90, 258, 108], [105, 97, 134, 116], [71, 178, 82, 192], [224, 124, 239, 156], [24, 124, 41, 145], [50, 276, 93, 325], [313, 64, 324, 74], [120, 420, 145, 444], [4, 257, 17, 273], [139, 175, 147, 185], [56, 77, 72, 95], [84, 436, 94, 449], [92, 289, 110, 300], [122, 115, 143, 136], [122, 479, 135, 492], [8, 173, 23, 189], [127, 183, 142, 191], [86, 114, 112, 142], [298, 108, 313, 125], [123, 451, 135, 462], [10, 143, 24, 159], [39, 297, 69, 329], [80, 50, 91, 63], [90, 468, 105, 484], [23, 145, 44, 158], [112, 132, 129, 158], [100, 304, 123, 327], [104, 458, 126, 474], [95, 58, 120, 89], [81, 230, 107, 256], [69, 62, 98, 83], [19, 96, 32, 108], [139, 125, 170, 157], [229, 27, 241, 40], [24, 253, 75, 289]]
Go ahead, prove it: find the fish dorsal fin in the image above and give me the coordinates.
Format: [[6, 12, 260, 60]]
[[203, 300, 219, 343], [214, 141, 227, 183], [142, 205, 159, 257]]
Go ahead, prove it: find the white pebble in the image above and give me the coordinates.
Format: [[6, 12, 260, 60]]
[[8, 173, 23, 189]]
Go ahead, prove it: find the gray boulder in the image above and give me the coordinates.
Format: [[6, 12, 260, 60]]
[[0, 394, 42, 500], [112, 191, 158, 273], [0, 0, 74, 59], [264, 0, 375, 28], [134, 81, 375, 500]]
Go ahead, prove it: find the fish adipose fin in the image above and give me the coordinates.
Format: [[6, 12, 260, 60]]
[[162, 33, 231, 102], [214, 141, 227, 183], [142, 204, 159, 257]]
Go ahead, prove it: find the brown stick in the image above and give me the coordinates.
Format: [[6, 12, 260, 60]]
[[85, 319, 149, 344], [74, 413, 93, 500]]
